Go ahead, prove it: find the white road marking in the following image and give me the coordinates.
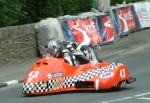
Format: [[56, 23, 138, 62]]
[[121, 43, 150, 56], [134, 92, 150, 97], [100, 97, 132, 103], [138, 97, 150, 100], [99, 91, 150, 103]]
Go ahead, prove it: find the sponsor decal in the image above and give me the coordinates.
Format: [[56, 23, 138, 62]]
[[47, 78, 64, 90], [41, 81, 48, 88], [100, 72, 114, 78], [48, 72, 64, 79], [54, 78, 63, 90], [48, 74, 53, 79]]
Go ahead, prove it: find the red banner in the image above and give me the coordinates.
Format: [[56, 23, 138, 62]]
[[101, 16, 116, 42], [68, 19, 102, 46], [116, 6, 136, 32]]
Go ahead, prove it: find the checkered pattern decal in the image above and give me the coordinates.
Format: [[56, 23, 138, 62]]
[[23, 81, 48, 94], [23, 63, 122, 94]]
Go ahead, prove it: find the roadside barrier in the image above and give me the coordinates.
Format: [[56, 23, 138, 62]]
[[35, 1, 150, 56], [110, 4, 138, 37], [133, 2, 150, 29], [96, 13, 117, 44], [58, 15, 102, 46]]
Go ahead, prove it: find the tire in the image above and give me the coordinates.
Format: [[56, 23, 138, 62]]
[[117, 81, 126, 89]]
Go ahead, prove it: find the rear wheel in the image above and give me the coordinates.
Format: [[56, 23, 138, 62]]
[[117, 81, 126, 89]]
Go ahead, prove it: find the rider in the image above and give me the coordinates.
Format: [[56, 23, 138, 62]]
[[44, 38, 102, 66]]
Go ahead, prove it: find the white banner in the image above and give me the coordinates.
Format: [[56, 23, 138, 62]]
[[133, 2, 150, 28]]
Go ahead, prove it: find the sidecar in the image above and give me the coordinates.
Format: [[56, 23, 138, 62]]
[[22, 57, 136, 96]]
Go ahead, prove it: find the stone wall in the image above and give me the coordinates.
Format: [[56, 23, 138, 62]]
[[0, 23, 38, 66]]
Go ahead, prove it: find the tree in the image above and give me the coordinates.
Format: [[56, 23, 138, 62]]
[[1, 0, 143, 27], [0, 0, 26, 27]]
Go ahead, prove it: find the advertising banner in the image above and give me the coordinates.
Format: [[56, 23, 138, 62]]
[[58, 16, 78, 43], [111, 5, 137, 36], [97, 14, 117, 44], [59, 16, 102, 46], [133, 2, 150, 28], [146, 2, 150, 14]]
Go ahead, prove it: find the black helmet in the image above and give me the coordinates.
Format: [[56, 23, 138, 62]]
[[45, 38, 62, 57]]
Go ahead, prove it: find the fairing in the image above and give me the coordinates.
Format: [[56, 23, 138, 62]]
[[22, 57, 135, 95]]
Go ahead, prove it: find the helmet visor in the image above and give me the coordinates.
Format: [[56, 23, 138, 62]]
[[46, 49, 55, 57]]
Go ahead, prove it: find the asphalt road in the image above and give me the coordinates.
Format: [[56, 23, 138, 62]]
[[1, 28, 150, 103], [0, 43, 150, 103]]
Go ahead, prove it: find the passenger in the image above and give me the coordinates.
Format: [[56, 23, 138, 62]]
[[44, 38, 102, 66]]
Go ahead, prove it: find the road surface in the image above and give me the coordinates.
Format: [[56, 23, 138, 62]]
[[0, 28, 150, 103]]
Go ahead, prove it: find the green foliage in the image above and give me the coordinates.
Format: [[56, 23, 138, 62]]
[[23, 0, 92, 23], [0, 0, 92, 27], [0, 0, 26, 27], [126, 0, 143, 4], [0, 0, 143, 27], [111, 0, 143, 6], [111, 0, 124, 6]]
